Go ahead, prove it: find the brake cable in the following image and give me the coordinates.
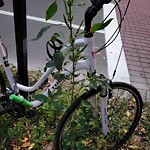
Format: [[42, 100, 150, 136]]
[[95, 1, 122, 53], [95, 0, 130, 53], [110, 0, 130, 80]]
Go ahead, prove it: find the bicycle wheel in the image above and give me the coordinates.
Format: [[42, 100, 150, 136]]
[[54, 82, 143, 150], [0, 70, 8, 116]]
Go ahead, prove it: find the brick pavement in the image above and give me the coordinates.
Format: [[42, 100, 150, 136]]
[[117, 0, 150, 101]]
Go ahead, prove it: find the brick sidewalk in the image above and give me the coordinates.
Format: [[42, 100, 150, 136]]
[[118, 0, 150, 100]]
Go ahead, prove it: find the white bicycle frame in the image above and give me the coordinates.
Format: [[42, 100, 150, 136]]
[[0, 36, 109, 135]]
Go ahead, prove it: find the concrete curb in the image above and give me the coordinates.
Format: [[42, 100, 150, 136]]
[[103, 4, 130, 84]]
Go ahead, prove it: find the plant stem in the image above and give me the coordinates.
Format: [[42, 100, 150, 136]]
[[68, 0, 75, 102]]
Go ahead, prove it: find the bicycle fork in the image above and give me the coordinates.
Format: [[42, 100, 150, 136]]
[[90, 86, 109, 136], [100, 94, 109, 135]]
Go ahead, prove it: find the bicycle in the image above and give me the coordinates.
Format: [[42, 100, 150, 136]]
[[0, 0, 143, 149]]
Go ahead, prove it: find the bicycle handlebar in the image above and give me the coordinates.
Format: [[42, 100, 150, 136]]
[[0, 0, 4, 7], [84, 0, 112, 37], [90, 0, 112, 10]]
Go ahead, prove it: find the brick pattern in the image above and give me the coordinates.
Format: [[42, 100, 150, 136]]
[[117, 0, 150, 100]]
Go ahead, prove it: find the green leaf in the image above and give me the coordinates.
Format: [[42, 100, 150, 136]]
[[79, 44, 87, 53], [67, 0, 73, 7], [92, 18, 113, 32], [52, 71, 66, 81], [50, 87, 62, 100], [46, 1, 57, 21], [53, 103, 63, 112], [63, 15, 69, 28], [48, 89, 53, 98], [69, 55, 74, 62], [53, 51, 64, 71], [32, 25, 53, 40], [55, 87, 62, 95], [51, 32, 64, 42], [75, 20, 83, 36], [46, 61, 55, 68], [32, 94, 49, 102]]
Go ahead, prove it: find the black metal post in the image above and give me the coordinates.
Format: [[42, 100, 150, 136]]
[[13, 0, 28, 97]]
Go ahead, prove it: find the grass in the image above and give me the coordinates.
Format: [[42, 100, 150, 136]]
[[0, 68, 150, 149], [0, 101, 150, 150]]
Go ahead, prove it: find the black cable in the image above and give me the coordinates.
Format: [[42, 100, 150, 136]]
[[104, 0, 130, 50], [100, 0, 122, 49], [111, 0, 129, 80], [102, 2, 118, 23], [111, 3, 124, 79], [95, 0, 122, 53], [95, 0, 130, 53]]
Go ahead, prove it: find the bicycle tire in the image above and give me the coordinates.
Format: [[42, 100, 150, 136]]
[[54, 82, 143, 150]]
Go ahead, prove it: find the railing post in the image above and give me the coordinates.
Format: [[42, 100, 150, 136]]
[[12, 0, 28, 98]]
